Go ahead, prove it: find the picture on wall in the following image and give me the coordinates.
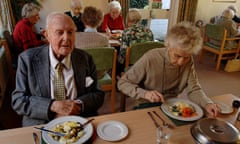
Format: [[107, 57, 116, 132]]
[[213, 0, 236, 2]]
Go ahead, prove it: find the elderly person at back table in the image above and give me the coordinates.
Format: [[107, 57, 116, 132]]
[[65, 0, 85, 32], [228, 5, 240, 24], [13, 3, 47, 53], [118, 8, 154, 64], [215, 8, 240, 48], [118, 22, 219, 117], [101, 0, 125, 35], [12, 12, 104, 127], [75, 6, 109, 49]]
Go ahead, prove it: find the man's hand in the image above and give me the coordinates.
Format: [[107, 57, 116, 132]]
[[144, 90, 165, 103], [50, 100, 82, 118]]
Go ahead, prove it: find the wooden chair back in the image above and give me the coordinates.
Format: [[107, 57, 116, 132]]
[[198, 24, 240, 71], [83, 47, 117, 113]]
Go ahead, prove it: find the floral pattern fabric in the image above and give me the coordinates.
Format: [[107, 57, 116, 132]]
[[119, 23, 154, 63]]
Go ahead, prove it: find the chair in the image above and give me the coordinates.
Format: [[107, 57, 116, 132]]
[[83, 47, 117, 113], [120, 41, 165, 112], [0, 42, 10, 108], [198, 24, 240, 71], [1, 31, 16, 89]]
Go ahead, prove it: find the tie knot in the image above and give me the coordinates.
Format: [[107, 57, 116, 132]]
[[56, 63, 64, 72]]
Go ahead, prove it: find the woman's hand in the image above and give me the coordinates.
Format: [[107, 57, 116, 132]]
[[205, 103, 220, 117], [144, 90, 165, 103]]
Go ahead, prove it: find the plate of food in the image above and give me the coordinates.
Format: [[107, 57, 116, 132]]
[[111, 30, 123, 34], [97, 120, 128, 142], [161, 98, 203, 121], [42, 116, 93, 144]]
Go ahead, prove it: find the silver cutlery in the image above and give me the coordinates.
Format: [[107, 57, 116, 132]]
[[34, 127, 66, 137], [32, 132, 39, 144], [152, 111, 174, 129], [34, 118, 95, 137], [147, 111, 160, 128]]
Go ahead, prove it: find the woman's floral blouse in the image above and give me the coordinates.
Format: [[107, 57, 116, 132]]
[[119, 23, 154, 63]]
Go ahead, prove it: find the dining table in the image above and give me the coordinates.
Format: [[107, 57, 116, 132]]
[[0, 93, 239, 144]]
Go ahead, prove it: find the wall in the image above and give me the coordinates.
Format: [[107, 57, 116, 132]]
[[195, 0, 240, 24], [35, 0, 109, 32]]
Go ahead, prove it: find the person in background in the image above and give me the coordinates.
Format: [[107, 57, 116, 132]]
[[12, 12, 104, 126], [228, 5, 240, 23], [118, 8, 154, 64], [65, 0, 85, 32], [215, 9, 240, 48], [118, 22, 219, 117], [13, 3, 47, 53], [75, 6, 109, 49], [101, 0, 124, 34]]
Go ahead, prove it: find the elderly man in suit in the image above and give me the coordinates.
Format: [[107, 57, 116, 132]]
[[12, 12, 104, 127]]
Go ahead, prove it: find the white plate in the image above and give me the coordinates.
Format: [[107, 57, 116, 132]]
[[112, 30, 123, 33], [217, 102, 234, 114], [161, 98, 204, 121], [97, 120, 128, 141], [42, 116, 93, 144]]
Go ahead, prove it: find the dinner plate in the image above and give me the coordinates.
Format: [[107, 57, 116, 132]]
[[97, 120, 128, 141], [161, 98, 204, 121], [217, 102, 234, 114], [42, 116, 93, 144], [111, 30, 123, 33]]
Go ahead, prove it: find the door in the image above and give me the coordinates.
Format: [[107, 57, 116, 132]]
[[130, 0, 179, 41]]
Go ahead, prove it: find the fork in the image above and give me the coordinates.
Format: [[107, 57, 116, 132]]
[[152, 111, 174, 129], [32, 132, 38, 144], [147, 112, 160, 128]]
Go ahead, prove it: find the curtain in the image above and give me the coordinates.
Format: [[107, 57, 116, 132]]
[[0, 0, 15, 34], [118, 0, 129, 25], [177, 0, 198, 23]]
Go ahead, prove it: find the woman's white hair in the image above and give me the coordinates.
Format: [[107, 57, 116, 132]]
[[165, 21, 203, 55], [108, 0, 121, 12], [21, 3, 40, 18], [127, 8, 141, 24], [222, 8, 234, 19], [70, 0, 83, 9]]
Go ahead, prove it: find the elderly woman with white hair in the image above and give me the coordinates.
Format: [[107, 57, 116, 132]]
[[215, 8, 240, 48], [101, 0, 125, 33], [65, 0, 85, 32], [118, 22, 219, 117], [228, 5, 240, 23], [13, 3, 46, 52]]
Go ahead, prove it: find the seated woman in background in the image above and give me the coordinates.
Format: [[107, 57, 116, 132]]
[[13, 3, 47, 53], [215, 8, 240, 48], [228, 5, 240, 24], [65, 0, 85, 32], [75, 6, 109, 49], [101, 0, 124, 34], [118, 8, 154, 64]]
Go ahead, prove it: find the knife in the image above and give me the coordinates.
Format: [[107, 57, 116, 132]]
[[34, 127, 66, 137], [34, 118, 94, 137]]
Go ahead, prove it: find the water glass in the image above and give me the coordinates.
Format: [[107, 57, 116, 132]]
[[156, 125, 171, 144]]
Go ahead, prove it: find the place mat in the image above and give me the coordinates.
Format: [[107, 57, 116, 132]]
[[133, 102, 199, 126]]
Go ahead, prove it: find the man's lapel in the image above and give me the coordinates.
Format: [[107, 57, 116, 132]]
[[71, 50, 86, 95], [32, 45, 50, 97]]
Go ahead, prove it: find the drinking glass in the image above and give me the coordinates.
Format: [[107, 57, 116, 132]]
[[156, 125, 171, 144]]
